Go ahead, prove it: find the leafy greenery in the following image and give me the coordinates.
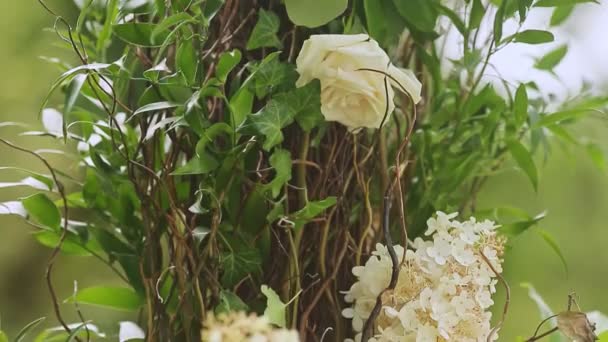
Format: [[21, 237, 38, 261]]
[[0, 0, 605, 340]]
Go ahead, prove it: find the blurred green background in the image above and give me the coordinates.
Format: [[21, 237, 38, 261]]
[[0, 1, 606, 340]]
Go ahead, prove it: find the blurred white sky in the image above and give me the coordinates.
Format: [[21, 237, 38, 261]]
[[444, 1, 608, 101]]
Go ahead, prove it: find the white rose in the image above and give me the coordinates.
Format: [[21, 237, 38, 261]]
[[295, 34, 422, 130]]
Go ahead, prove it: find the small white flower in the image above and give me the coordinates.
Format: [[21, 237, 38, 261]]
[[343, 212, 505, 342]]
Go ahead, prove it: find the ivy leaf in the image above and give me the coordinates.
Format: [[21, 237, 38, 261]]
[[238, 99, 295, 151], [287, 81, 324, 132], [261, 285, 286, 328], [291, 197, 337, 230], [514, 29, 555, 44], [220, 237, 262, 287], [264, 149, 292, 198], [535, 45, 568, 71], [246, 9, 282, 50], [284, 0, 347, 28], [215, 290, 249, 315], [507, 140, 538, 191], [249, 58, 296, 98], [22, 193, 61, 230]]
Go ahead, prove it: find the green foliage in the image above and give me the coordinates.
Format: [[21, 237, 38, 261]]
[[247, 9, 282, 50], [68, 286, 144, 311], [284, 0, 348, 28], [2, 0, 605, 340], [261, 285, 287, 328]]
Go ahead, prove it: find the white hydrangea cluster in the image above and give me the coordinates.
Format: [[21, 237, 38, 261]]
[[342, 212, 506, 342], [201, 311, 300, 342]]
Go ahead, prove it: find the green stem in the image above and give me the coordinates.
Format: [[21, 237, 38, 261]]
[[291, 131, 310, 327]]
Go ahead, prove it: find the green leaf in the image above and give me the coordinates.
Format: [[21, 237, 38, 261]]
[[228, 52, 280, 125], [64, 74, 87, 118], [131, 101, 179, 120], [393, 0, 438, 32], [291, 197, 337, 229], [215, 290, 249, 315], [195, 123, 234, 156], [68, 286, 143, 311], [247, 9, 282, 50], [22, 193, 61, 230], [220, 238, 262, 287], [113, 23, 170, 46], [177, 38, 198, 85], [202, 0, 225, 21], [599, 332, 608, 342], [363, 0, 406, 44], [34, 231, 93, 256], [533, 109, 589, 128], [499, 212, 545, 237], [550, 5, 574, 25], [284, 0, 348, 28], [229, 89, 254, 127], [535, 44, 568, 70], [151, 12, 194, 41], [0, 331, 6, 342], [514, 84, 528, 124], [238, 99, 295, 151], [538, 229, 569, 275], [65, 322, 90, 342], [507, 140, 538, 191], [436, 3, 466, 35], [518, 0, 533, 21], [261, 285, 287, 328], [97, 0, 119, 53], [172, 153, 219, 175], [15, 317, 46, 342], [249, 58, 296, 98], [216, 50, 242, 83], [469, 0, 485, 30], [514, 29, 555, 44], [493, 1, 506, 44], [285, 81, 323, 132], [534, 0, 597, 7], [264, 149, 292, 198], [586, 143, 606, 171]]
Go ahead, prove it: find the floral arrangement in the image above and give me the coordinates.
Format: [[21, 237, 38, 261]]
[[343, 212, 505, 341], [0, 0, 605, 341], [202, 312, 299, 342]]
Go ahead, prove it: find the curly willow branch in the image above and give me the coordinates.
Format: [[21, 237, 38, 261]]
[[0, 138, 77, 339], [360, 68, 418, 342]]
